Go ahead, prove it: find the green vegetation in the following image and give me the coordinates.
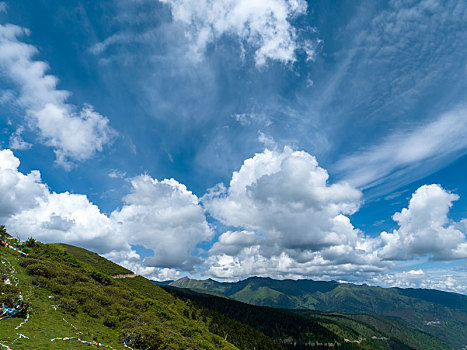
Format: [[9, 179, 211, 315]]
[[1, 239, 237, 349], [170, 276, 467, 349], [165, 286, 449, 350], [0, 233, 283, 349], [56, 243, 133, 276]]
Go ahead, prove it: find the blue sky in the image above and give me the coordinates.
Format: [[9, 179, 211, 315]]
[[0, 0, 467, 292]]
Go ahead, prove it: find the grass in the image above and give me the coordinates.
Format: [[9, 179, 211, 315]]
[[1, 239, 238, 350], [55, 243, 133, 275]]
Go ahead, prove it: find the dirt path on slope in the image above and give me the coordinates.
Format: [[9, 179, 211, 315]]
[[111, 274, 138, 279]]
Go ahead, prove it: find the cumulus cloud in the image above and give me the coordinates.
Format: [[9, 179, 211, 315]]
[[0, 24, 116, 168], [204, 147, 362, 251], [8, 192, 127, 253], [0, 150, 126, 253], [0, 149, 48, 221], [2, 147, 467, 288], [203, 148, 467, 281], [377, 184, 467, 261], [111, 175, 213, 269], [372, 268, 467, 294], [103, 249, 181, 282], [1, 149, 211, 280], [210, 230, 257, 256], [160, 0, 316, 65], [203, 147, 389, 279]]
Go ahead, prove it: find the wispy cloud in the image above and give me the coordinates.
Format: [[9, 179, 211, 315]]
[[160, 0, 317, 66], [336, 106, 467, 192], [0, 24, 116, 169], [108, 169, 127, 179], [9, 126, 32, 150]]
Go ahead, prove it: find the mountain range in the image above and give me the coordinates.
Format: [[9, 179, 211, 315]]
[[169, 276, 467, 349]]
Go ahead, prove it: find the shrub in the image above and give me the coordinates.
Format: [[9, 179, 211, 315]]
[[25, 262, 57, 278], [122, 326, 164, 350], [91, 271, 113, 286], [60, 297, 79, 314], [0, 284, 21, 308], [103, 315, 119, 328]]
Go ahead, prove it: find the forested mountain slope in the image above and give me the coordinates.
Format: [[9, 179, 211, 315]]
[[170, 276, 467, 349], [165, 285, 449, 350]]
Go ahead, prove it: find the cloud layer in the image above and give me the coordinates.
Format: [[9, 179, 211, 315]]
[[1, 147, 467, 290], [0, 24, 115, 168], [204, 148, 467, 286], [160, 0, 315, 65], [1, 149, 210, 280]]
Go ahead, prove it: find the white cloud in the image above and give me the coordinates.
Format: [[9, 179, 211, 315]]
[[0, 2, 7, 13], [8, 192, 127, 253], [108, 169, 127, 179], [206, 244, 387, 281], [103, 249, 181, 281], [210, 230, 257, 256], [0, 149, 48, 221], [203, 147, 389, 279], [0, 24, 116, 168], [111, 175, 213, 269], [2, 147, 467, 289], [1, 149, 211, 280], [9, 126, 32, 150], [372, 268, 467, 294], [377, 184, 467, 261], [0, 149, 125, 253], [203, 148, 467, 281], [204, 147, 362, 251], [160, 0, 316, 65], [336, 106, 467, 191]]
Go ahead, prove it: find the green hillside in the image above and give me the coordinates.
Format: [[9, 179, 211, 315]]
[[0, 229, 279, 350], [165, 286, 449, 350], [170, 276, 467, 349]]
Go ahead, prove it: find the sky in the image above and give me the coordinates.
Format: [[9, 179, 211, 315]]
[[0, 0, 467, 293]]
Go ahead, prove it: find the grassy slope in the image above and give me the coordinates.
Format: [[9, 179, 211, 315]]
[[1, 239, 456, 350], [0, 245, 124, 349], [1, 243, 238, 350], [56, 243, 133, 275], [58, 243, 282, 350]]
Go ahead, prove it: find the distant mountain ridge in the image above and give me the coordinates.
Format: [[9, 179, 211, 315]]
[[170, 276, 467, 349]]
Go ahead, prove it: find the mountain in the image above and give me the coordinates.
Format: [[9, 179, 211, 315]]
[[165, 285, 449, 350], [170, 276, 467, 349], [152, 280, 174, 286]]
